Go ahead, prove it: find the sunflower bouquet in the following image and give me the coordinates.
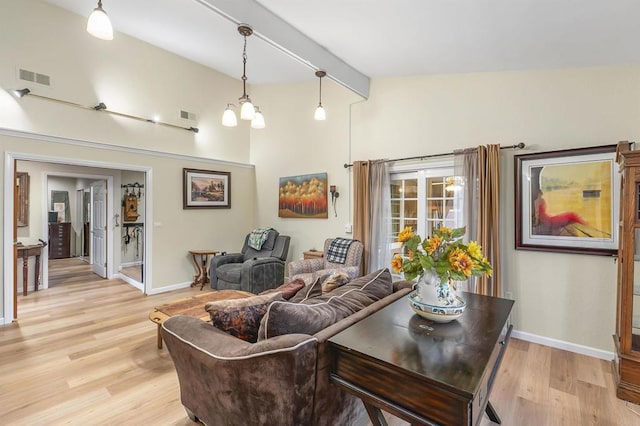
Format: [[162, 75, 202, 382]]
[[391, 226, 492, 285]]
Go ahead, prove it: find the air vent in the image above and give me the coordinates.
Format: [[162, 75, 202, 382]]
[[18, 68, 51, 86], [180, 110, 197, 121]]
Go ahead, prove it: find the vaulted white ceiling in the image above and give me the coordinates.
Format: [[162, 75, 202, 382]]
[[43, 0, 640, 97]]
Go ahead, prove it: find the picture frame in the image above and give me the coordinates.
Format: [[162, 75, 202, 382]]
[[183, 168, 230, 209], [515, 144, 619, 256], [278, 172, 328, 218]]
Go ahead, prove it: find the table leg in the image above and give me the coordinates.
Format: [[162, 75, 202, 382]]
[[157, 325, 163, 349], [200, 254, 210, 290], [190, 253, 203, 288], [22, 255, 28, 296], [363, 403, 388, 426], [34, 254, 41, 292], [485, 401, 501, 424]]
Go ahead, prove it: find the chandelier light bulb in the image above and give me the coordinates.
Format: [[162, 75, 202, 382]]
[[87, 0, 113, 40], [222, 105, 238, 127], [251, 107, 265, 129], [240, 99, 255, 120]]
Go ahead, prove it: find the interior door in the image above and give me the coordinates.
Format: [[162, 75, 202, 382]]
[[91, 180, 107, 278]]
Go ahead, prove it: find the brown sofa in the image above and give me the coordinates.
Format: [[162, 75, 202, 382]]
[[161, 269, 413, 426]]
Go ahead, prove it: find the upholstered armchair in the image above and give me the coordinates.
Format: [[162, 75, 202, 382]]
[[287, 238, 363, 284], [210, 229, 290, 294]]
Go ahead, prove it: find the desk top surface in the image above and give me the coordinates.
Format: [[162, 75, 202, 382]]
[[329, 292, 514, 396]]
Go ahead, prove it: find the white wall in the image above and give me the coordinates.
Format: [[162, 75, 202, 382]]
[[252, 67, 640, 353]]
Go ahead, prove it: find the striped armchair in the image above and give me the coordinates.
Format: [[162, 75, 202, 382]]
[[287, 238, 363, 284]]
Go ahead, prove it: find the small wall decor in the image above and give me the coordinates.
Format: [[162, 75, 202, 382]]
[[279, 172, 328, 218], [515, 144, 620, 255], [183, 168, 231, 209]]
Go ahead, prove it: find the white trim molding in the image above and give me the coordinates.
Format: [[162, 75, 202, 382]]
[[146, 281, 193, 295], [511, 329, 614, 361]]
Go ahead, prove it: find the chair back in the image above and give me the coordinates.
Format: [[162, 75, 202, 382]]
[[242, 229, 290, 261], [322, 238, 363, 269]]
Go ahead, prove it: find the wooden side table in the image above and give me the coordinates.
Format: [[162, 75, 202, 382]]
[[17, 243, 45, 296], [303, 250, 324, 260], [189, 250, 219, 290]]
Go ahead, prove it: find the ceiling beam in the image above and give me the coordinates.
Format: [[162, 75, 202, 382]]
[[193, 0, 370, 99]]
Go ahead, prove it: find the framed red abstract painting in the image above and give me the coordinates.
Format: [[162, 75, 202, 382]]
[[515, 144, 620, 256]]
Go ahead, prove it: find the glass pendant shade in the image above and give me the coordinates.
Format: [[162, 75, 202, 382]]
[[314, 105, 326, 121], [87, 2, 113, 40], [251, 109, 265, 129], [240, 100, 255, 120], [222, 106, 238, 127]]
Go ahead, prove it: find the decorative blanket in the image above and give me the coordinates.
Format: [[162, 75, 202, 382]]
[[248, 227, 273, 250], [326, 238, 355, 264]]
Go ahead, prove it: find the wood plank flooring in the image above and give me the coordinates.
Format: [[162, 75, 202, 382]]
[[1, 258, 639, 425]]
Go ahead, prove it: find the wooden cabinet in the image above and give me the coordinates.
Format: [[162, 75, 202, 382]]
[[614, 148, 640, 404], [303, 250, 323, 260], [49, 223, 71, 259]]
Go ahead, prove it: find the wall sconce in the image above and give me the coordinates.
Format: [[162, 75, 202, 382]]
[[330, 185, 339, 217]]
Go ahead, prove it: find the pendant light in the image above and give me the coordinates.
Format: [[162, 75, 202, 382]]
[[251, 106, 265, 129], [223, 24, 265, 128], [314, 70, 327, 121], [87, 0, 113, 41]]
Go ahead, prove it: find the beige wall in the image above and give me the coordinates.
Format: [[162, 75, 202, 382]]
[[252, 67, 640, 353], [0, 0, 257, 322]]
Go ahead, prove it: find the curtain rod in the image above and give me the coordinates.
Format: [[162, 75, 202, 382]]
[[343, 142, 525, 168]]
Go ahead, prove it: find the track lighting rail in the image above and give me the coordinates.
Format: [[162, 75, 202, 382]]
[[12, 88, 199, 133]]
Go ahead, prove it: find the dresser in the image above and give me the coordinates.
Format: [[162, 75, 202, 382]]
[[49, 222, 71, 259]]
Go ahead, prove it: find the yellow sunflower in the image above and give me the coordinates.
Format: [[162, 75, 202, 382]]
[[391, 254, 403, 273], [449, 248, 474, 277], [397, 226, 414, 243], [426, 235, 442, 255], [467, 241, 482, 259]]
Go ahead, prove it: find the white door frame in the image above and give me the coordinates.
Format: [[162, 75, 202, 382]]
[[4, 151, 153, 323]]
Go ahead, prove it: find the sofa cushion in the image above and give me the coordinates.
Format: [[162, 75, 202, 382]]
[[328, 268, 393, 301], [206, 292, 282, 343], [288, 274, 326, 303], [258, 269, 393, 340], [259, 278, 306, 300]]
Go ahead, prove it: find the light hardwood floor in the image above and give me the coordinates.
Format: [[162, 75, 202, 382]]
[[1, 258, 639, 425]]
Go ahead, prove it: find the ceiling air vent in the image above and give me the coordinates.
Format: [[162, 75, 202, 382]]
[[180, 110, 197, 121], [18, 68, 51, 86]]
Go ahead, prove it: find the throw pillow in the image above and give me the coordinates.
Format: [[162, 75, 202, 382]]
[[259, 278, 306, 300], [206, 292, 282, 343], [321, 271, 350, 293], [288, 273, 326, 303], [258, 269, 393, 340]]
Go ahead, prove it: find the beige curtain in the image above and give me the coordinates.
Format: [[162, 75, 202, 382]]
[[476, 144, 501, 297], [369, 161, 391, 271], [353, 161, 370, 275]]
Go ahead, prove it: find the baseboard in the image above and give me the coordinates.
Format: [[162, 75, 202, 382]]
[[119, 261, 143, 268], [0, 317, 5, 326], [115, 273, 143, 291], [511, 329, 614, 361], [146, 281, 193, 295]]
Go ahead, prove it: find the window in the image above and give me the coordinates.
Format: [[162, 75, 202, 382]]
[[390, 164, 460, 241]]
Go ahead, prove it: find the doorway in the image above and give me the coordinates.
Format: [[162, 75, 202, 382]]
[[4, 154, 151, 322]]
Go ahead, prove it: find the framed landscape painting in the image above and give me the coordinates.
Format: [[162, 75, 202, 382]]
[[278, 172, 328, 218], [183, 168, 230, 209], [515, 144, 619, 256]]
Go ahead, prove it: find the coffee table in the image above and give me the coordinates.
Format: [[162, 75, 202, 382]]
[[149, 289, 253, 348], [329, 292, 514, 426]]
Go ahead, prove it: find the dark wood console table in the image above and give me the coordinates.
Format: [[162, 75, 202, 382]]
[[329, 292, 514, 426], [17, 243, 46, 296]]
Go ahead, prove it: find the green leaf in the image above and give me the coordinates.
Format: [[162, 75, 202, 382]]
[[452, 226, 466, 239]]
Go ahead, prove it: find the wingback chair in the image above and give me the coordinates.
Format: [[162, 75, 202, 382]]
[[210, 229, 290, 294], [287, 238, 363, 284]]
